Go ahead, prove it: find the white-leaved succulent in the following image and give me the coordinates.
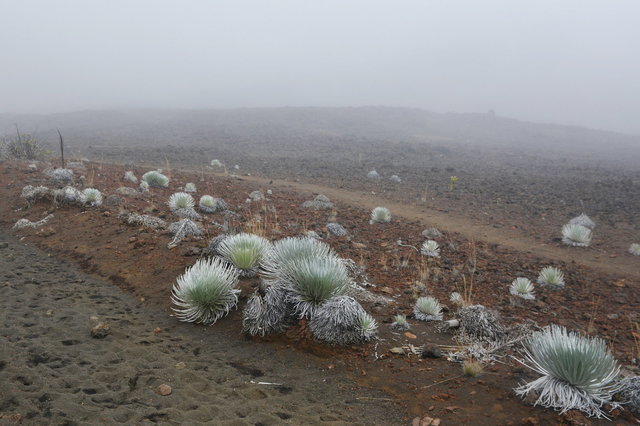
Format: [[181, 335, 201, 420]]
[[370, 207, 391, 224], [391, 314, 410, 331], [171, 257, 240, 325], [510, 277, 535, 300], [421, 240, 440, 257], [561, 223, 592, 247], [142, 170, 169, 188], [629, 243, 640, 256], [281, 255, 351, 318], [81, 188, 103, 206], [124, 171, 138, 183], [537, 266, 565, 288], [184, 182, 196, 192], [515, 324, 621, 418], [260, 237, 336, 281], [217, 233, 272, 275], [199, 195, 227, 213], [414, 296, 443, 321]]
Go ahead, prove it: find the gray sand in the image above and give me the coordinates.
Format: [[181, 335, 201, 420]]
[[0, 233, 399, 425]]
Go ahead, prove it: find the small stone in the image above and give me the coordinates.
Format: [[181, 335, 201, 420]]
[[153, 327, 162, 334], [175, 362, 186, 369], [404, 332, 417, 340], [420, 345, 443, 359], [45, 310, 53, 316], [0, 242, 8, 249], [389, 347, 405, 355], [156, 384, 172, 396], [91, 323, 110, 339]]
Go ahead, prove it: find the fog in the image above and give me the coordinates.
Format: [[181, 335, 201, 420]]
[[1, 0, 639, 135]]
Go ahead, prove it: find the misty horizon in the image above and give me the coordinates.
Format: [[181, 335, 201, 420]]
[[1, 1, 639, 135]]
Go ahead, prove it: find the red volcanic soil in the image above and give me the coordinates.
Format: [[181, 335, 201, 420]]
[[2, 159, 639, 425]]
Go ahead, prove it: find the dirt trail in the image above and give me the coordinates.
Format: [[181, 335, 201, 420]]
[[238, 174, 639, 281]]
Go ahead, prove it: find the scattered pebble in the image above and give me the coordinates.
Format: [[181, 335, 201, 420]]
[[156, 384, 172, 396], [91, 322, 110, 339]]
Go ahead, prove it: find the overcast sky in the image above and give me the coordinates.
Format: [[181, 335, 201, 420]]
[[1, 1, 638, 134]]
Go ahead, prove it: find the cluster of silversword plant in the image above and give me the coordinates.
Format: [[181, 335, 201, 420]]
[[171, 235, 378, 345], [561, 213, 594, 247]]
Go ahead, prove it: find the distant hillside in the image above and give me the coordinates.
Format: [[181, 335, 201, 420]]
[[2, 107, 639, 164]]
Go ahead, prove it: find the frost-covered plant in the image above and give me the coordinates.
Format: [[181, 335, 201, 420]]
[[414, 296, 443, 321], [47, 168, 73, 184], [515, 324, 621, 418], [309, 295, 377, 345], [56, 186, 83, 205], [210, 159, 224, 168], [510, 278, 535, 300], [450, 291, 463, 305], [242, 282, 294, 336], [168, 192, 200, 219], [326, 222, 347, 236], [21, 185, 52, 203], [389, 175, 401, 183], [618, 376, 640, 414], [171, 257, 240, 325], [356, 312, 378, 342], [537, 266, 565, 288], [184, 182, 196, 192], [81, 188, 103, 206], [142, 170, 169, 188], [302, 194, 334, 209], [282, 256, 351, 318], [217, 233, 272, 273], [199, 195, 227, 214], [370, 207, 391, 224], [261, 237, 335, 281], [561, 223, 592, 247], [124, 171, 138, 183], [168, 192, 194, 210], [421, 240, 440, 257], [391, 314, 410, 331], [629, 243, 640, 256], [367, 170, 381, 179], [569, 213, 595, 230]]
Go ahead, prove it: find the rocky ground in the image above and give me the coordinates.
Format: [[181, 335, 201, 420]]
[[1, 158, 639, 425]]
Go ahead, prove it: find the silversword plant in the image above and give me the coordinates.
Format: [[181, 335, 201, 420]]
[[510, 277, 535, 300], [81, 188, 103, 206], [414, 296, 443, 321], [421, 240, 440, 257], [561, 223, 592, 247], [217, 233, 272, 275], [515, 324, 621, 418], [391, 314, 410, 331], [537, 266, 565, 288], [370, 207, 391, 224], [629, 243, 640, 256], [171, 257, 240, 325], [142, 170, 169, 188]]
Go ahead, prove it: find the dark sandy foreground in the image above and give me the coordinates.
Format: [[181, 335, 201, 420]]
[[0, 233, 400, 425]]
